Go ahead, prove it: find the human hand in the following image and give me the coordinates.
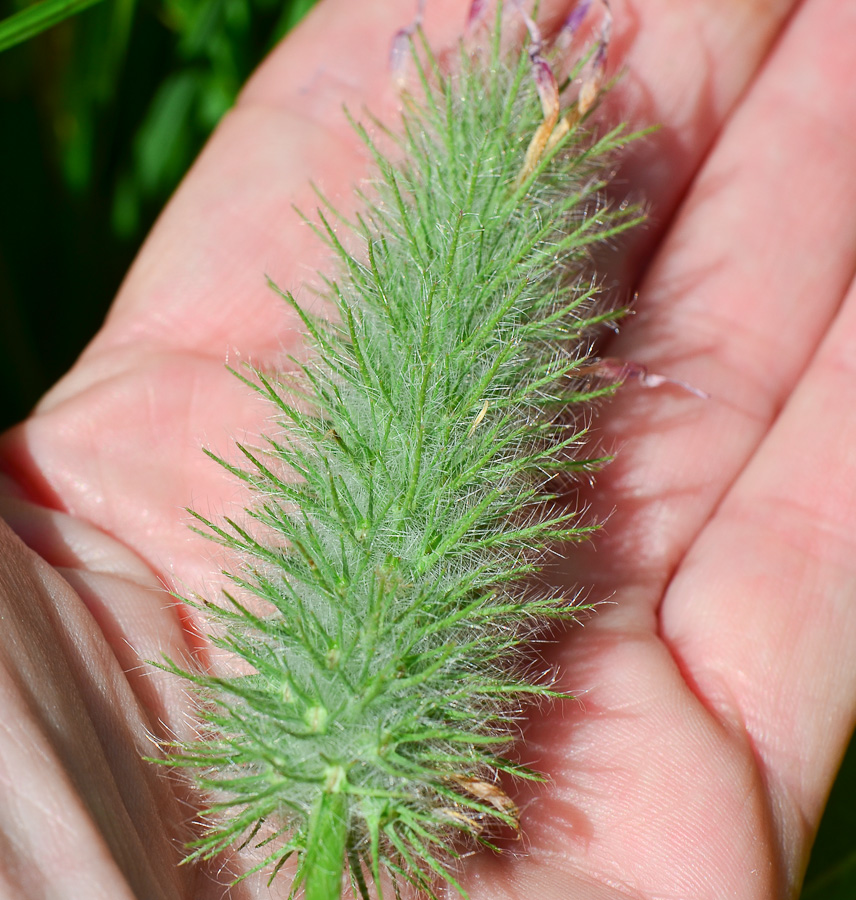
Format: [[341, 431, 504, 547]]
[[2, 1, 855, 897]]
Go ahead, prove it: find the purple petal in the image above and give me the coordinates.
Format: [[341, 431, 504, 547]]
[[389, 28, 411, 79], [593, 2, 613, 72], [576, 2, 612, 112], [641, 373, 711, 400], [532, 56, 558, 114], [560, 0, 593, 39], [587, 358, 710, 399], [388, 0, 427, 81], [466, 0, 488, 31]]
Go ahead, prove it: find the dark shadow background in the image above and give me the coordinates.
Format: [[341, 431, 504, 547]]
[[0, 0, 314, 427]]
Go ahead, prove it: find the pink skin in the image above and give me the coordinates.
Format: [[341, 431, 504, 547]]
[[1, 0, 856, 897]]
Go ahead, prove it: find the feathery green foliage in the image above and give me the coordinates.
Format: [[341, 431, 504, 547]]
[[169, 6, 643, 898]]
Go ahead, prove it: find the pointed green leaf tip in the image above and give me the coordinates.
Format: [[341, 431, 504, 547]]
[[168, 4, 644, 897]]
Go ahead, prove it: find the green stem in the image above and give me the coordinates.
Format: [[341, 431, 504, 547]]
[[304, 789, 349, 900]]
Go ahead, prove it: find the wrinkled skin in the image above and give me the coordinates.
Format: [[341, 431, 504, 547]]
[[2, 0, 856, 897]]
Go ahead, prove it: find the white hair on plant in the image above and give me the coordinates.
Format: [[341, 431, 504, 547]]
[[164, 1, 649, 898]]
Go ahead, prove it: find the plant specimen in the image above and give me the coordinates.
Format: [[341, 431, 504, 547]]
[[166, 2, 644, 897]]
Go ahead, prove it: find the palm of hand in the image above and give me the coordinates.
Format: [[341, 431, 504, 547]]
[[2, 1, 856, 898]]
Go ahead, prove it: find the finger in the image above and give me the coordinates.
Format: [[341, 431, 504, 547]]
[[0, 492, 203, 739], [660, 265, 856, 891], [465, 3, 856, 892], [0, 519, 190, 899], [600, 0, 803, 268], [578, 0, 856, 601]]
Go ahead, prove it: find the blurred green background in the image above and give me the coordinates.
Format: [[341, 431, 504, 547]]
[[0, 1, 853, 894], [0, 0, 316, 423]]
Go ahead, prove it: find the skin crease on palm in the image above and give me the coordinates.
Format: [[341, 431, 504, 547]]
[[1, 0, 856, 896]]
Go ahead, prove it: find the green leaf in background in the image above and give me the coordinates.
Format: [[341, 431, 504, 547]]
[[0, 0, 320, 425], [111, 0, 315, 236], [54, 0, 137, 193], [0, 0, 105, 52], [801, 731, 856, 899], [271, 0, 313, 41]]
